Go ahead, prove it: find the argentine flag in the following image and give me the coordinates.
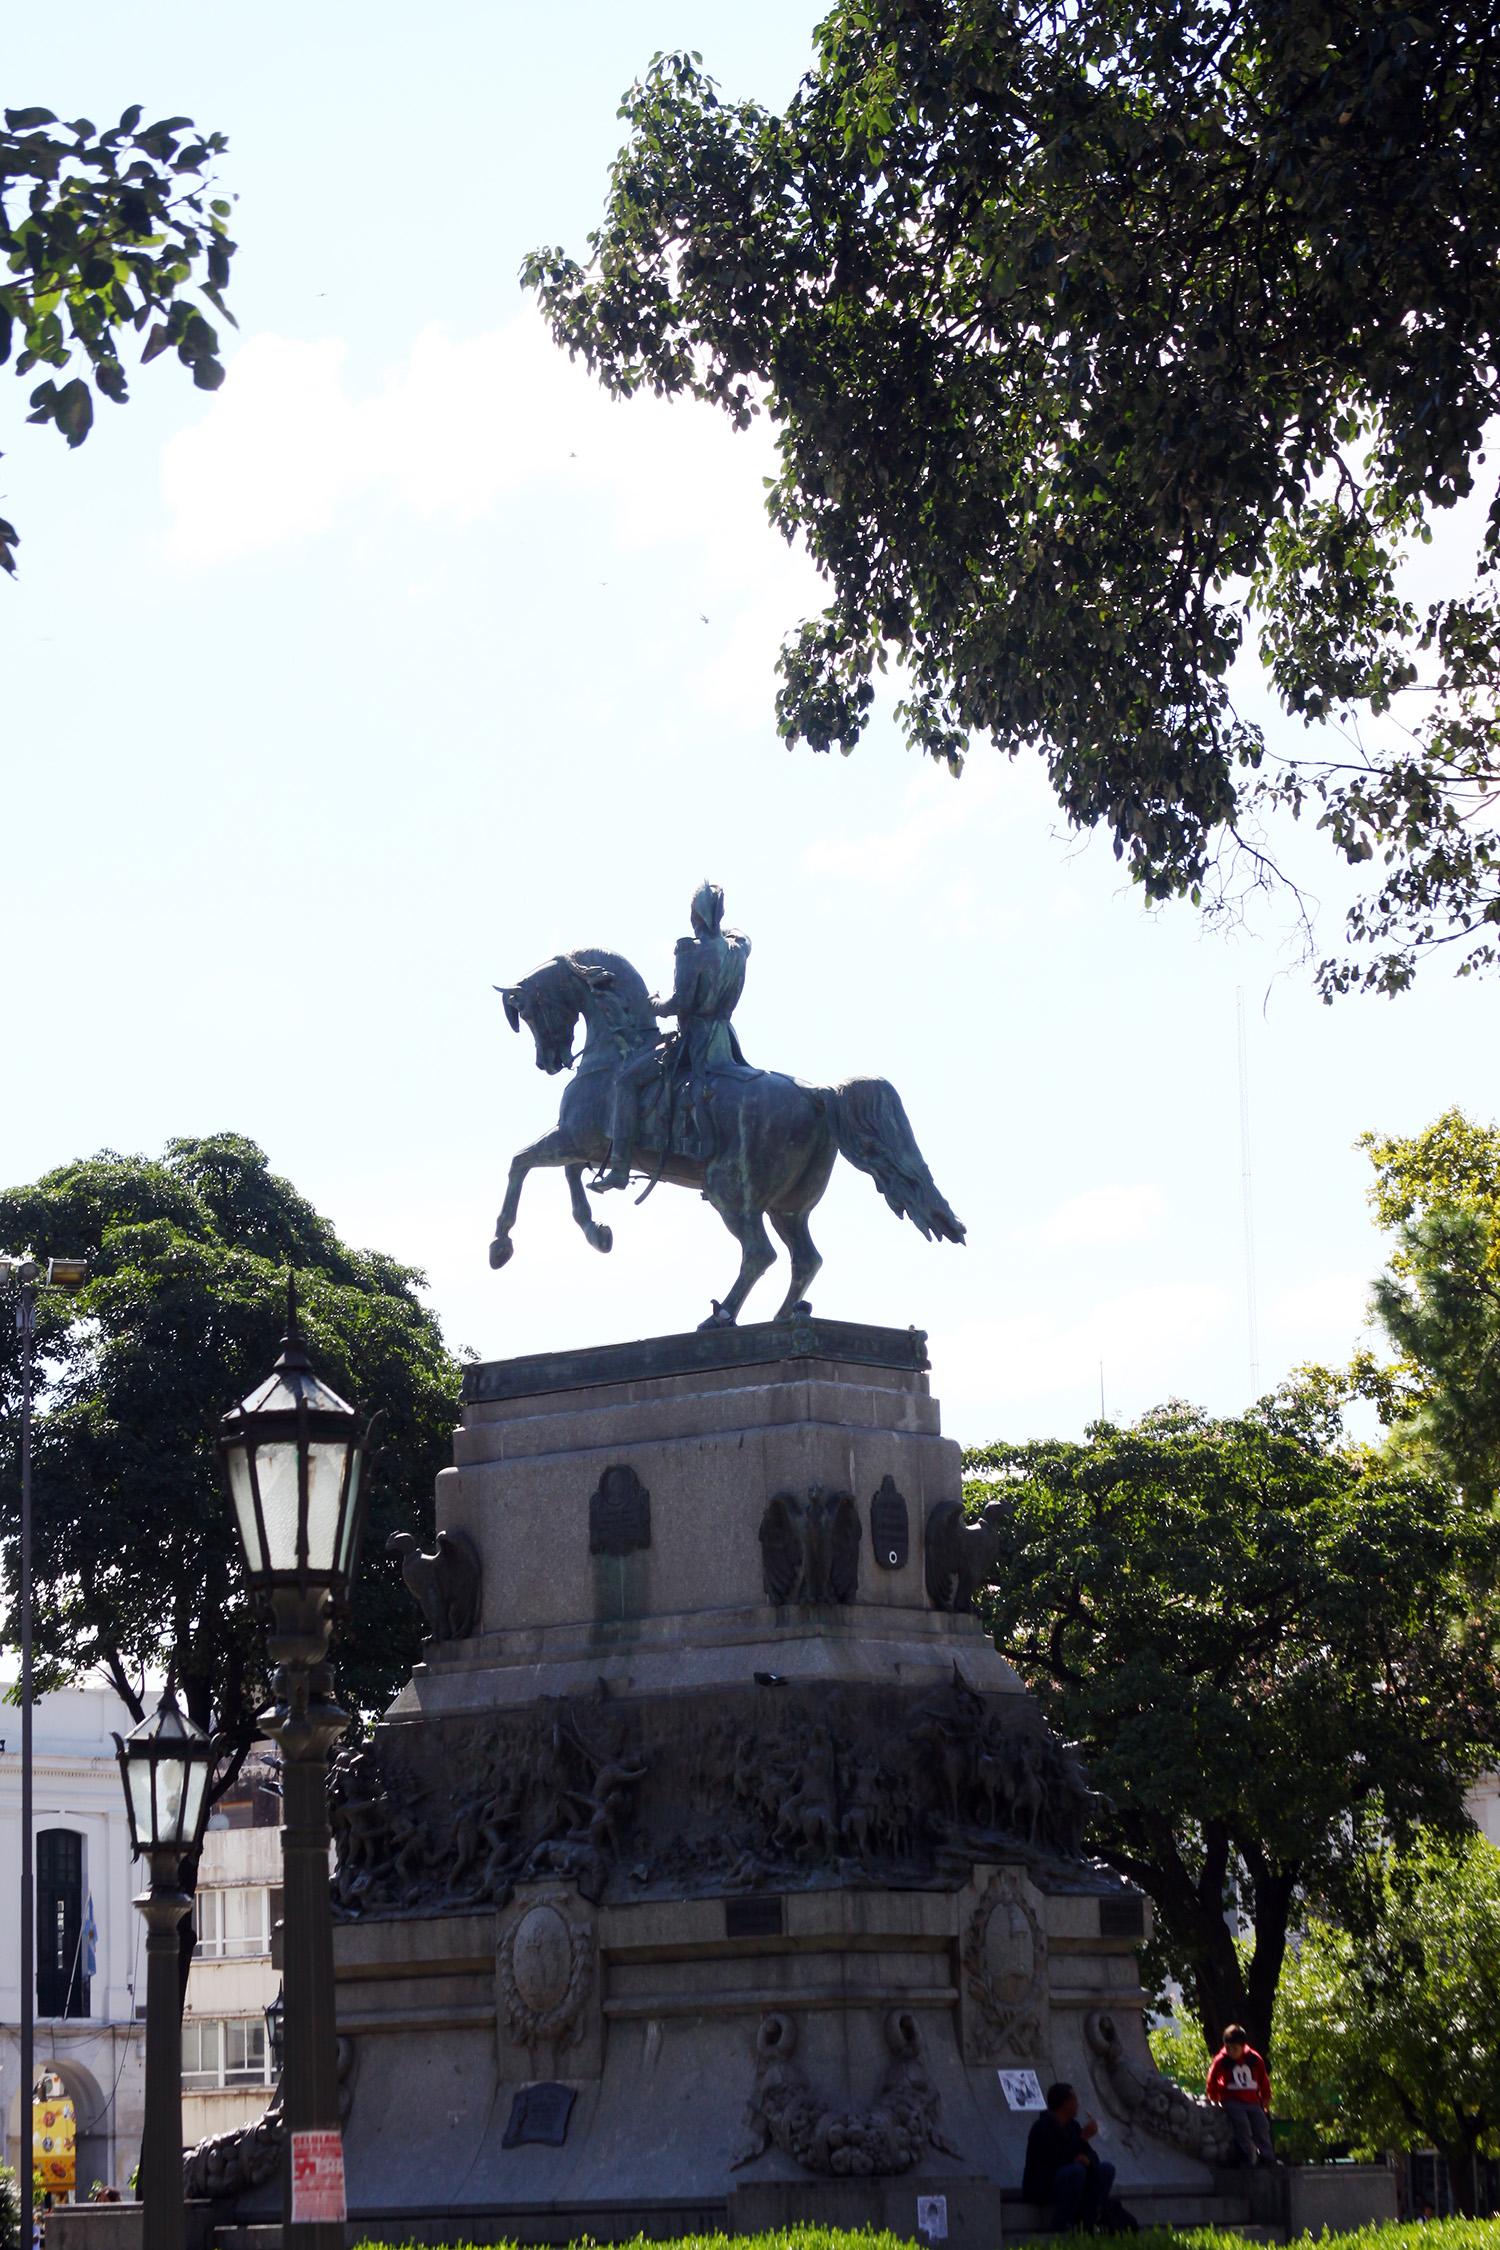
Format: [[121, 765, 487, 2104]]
[[82, 1895, 97, 1980]]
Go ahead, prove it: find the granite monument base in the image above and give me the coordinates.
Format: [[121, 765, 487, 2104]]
[[210, 1319, 1252, 2244]]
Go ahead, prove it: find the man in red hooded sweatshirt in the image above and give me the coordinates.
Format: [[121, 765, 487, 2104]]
[[1206, 2023, 1276, 2166]]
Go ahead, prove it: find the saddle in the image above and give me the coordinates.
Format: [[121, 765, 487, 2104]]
[[636, 1050, 761, 1168]]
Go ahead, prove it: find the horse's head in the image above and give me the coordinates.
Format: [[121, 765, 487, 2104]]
[[496, 949, 654, 1074], [495, 959, 581, 1075]]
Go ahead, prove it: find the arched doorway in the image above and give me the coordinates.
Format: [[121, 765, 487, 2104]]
[[7, 2058, 112, 2203]]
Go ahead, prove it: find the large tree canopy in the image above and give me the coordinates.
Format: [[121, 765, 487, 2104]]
[[526, 2, 1500, 997], [1276, 1830, 1500, 2211], [965, 1389, 1500, 2057], [0, 1135, 459, 1777], [1354, 1108, 1500, 1506], [1, 103, 236, 574]]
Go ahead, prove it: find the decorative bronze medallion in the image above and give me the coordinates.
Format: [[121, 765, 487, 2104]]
[[870, 1474, 909, 1569], [588, 1463, 651, 1556]]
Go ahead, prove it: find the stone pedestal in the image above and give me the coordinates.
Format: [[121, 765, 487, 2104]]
[[307, 1318, 1234, 2245]]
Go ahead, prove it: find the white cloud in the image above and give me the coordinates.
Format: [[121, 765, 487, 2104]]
[[1036, 1182, 1166, 1249], [159, 311, 801, 575]]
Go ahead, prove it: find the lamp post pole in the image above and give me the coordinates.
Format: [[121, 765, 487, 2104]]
[[114, 1692, 215, 2250], [264, 1598, 347, 2250], [5, 1251, 86, 2250], [137, 1852, 192, 2250], [18, 1264, 35, 2250]]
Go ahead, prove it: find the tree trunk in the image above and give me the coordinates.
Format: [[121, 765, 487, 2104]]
[[1191, 1926, 1253, 2060], [1242, 1860, 1296, 2064]]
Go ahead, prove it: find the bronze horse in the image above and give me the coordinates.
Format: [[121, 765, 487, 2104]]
[[490, 948, 965, 1328]]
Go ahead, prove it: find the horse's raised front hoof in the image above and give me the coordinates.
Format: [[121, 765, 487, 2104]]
[[697, 1301, 736, 1331], [488, 1233, 514, 1270], [589, 1224, 613, 1255]]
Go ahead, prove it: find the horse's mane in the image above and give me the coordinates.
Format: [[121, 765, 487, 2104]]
[[560, 947, 655, 1042]]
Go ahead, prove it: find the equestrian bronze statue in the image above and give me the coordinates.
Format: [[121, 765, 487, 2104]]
[[490, 883, 964, 1329]]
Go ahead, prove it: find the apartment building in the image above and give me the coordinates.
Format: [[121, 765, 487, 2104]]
[[182, 1748, 283, 2145]]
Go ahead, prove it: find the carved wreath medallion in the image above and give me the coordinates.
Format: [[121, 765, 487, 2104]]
[[962, 1867, 1046, 2058], [733, 2007, 960, 2177], [497, 1898, 595, 2049]]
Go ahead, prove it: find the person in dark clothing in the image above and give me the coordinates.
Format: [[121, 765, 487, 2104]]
[[1205, 2023, 1277, 2166], [1023, 2081, 1117, 2229]]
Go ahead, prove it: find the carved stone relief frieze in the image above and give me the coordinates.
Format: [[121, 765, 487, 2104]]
[[329, 1669, 1096, 1918]]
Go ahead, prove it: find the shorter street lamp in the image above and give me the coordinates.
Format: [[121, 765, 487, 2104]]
[[113, 1691, 216, 2250], [219, 1284, 369, 2250], [264, 1984, 285, 2083]]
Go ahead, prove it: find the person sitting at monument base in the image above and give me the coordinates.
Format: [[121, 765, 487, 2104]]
[[1022, 2080, 1116, 2229], [1205, 2023, 1277, 2166]]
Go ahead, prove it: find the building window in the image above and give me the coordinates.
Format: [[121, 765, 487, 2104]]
[[182, 2019, 222, 2090], [183, 2017, 271, 2091], [195, 1887, 271, 1959], [36, 1829, 89, 2020], [225, 2019, 268, 2085]]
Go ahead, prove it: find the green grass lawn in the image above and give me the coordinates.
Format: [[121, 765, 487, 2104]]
[[351, 2222, 1500, 2250]]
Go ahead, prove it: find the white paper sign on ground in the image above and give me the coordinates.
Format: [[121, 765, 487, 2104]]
[[998, 2067, 1047, 2110], [291, 2128, 346, 2224], [917, 2193, 949, 2241]]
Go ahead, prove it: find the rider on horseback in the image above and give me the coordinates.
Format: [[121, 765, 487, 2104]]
[[591, 879, 751, 1193]]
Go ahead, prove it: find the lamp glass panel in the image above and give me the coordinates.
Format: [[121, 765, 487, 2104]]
[[245, 1438, 305, 1573], [125, 1758, 156, 1848], [155, 1755, 189, 1847], [180, 1759, 211, 1848], [335, 1449, 362, 1577], [225, 1447, 267, 1576], [302, 1438, 349, 1576]]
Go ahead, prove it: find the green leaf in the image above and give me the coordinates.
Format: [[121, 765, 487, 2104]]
[[53, 374, 93, 444]]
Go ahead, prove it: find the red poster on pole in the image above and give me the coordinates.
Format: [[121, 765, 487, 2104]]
[[291, 2129, 347, 2224]]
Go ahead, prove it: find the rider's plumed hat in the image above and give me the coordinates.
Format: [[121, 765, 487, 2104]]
[[690, 880, 725, 935]]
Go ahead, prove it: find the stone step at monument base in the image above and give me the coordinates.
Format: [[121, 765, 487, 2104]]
[[207, 2184, 1274, 2250]]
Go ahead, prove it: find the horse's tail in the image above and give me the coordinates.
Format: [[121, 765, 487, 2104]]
[[828, 1078, 966, 1245]]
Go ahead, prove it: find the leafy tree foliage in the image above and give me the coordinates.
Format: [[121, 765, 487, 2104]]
[[1353, 1109, 1500, 1505], [1147, 2009, 1211, 2094], [0, 1135, 459, 1781], [964, 1390, 1500, 2056], [526, 3, 1500, 997], [1, 103, 236, 574], [1276, 1830, 1500, 2210]]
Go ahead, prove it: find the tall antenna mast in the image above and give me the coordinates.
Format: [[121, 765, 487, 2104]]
[[1236, 987, 1262, 1394]]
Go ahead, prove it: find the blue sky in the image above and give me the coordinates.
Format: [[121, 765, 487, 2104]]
[[2, 1, 1495, 1448]]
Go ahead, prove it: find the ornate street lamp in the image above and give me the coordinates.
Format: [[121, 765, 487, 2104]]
[[264, 1984, 286, 2081], [219, 1284, 369, 2250], [113, 1691, 216, 2250]]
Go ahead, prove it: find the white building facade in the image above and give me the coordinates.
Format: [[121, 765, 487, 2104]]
[[0, 1687, 146, 2195], [182, 1751, 282, 2146]]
